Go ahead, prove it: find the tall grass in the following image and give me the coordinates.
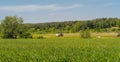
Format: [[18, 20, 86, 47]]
[[0, 38, 120, 62]]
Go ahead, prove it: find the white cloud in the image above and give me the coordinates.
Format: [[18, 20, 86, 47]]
[[0, 4, 81, 12]]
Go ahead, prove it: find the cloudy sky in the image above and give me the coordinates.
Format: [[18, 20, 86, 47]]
[[0, 0, 120, 23]]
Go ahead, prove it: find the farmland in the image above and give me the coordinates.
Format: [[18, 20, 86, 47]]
[[0, 38, 120, 62], [0, 0, 120, 61]]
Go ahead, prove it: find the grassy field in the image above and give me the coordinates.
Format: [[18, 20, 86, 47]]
[[0, 38, 120, 62], [32, 32, 117, 38]]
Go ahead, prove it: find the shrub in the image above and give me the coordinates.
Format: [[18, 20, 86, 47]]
[[36, 36, 44, 39], [80, 29, 91, 38], [19, 32, 32, 39], [117, 32, 120, 37]]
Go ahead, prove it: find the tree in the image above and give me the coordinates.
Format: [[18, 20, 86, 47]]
[[71, 22, 80, 33], [0, 16, 24, 39]]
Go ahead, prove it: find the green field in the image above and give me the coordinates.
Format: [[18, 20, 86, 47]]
[[0, 38, 120, 62]]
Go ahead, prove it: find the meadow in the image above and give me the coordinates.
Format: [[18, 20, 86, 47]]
[[0, 38, 120, 62], [33, 32, 117, 38]]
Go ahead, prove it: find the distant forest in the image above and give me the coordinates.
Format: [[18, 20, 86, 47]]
[[0, 16, 120, 39], [26, 18, 120, 33]]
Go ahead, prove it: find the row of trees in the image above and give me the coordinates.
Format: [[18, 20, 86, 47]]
[[0, 16, 120, 38], [27, 18, 120, 33]]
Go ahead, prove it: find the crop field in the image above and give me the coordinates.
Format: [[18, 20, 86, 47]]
[[0, 38, 120, 62]]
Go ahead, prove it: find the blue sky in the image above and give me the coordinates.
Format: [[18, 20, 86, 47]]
[[0, 0, 120, 23]]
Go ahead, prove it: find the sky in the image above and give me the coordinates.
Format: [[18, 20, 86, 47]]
[[0, 0, 120, 23]]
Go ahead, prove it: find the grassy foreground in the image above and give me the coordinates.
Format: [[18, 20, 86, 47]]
[[0, 38, 120, 62]]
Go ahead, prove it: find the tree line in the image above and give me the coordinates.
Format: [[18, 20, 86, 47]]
[[0, 16, 120, 39], [27, 18, 120, 33]]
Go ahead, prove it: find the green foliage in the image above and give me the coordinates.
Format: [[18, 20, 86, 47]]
[[27, 18, 120, 33], [19, 32, 32, 39], [1, 16, 120, 38], [80, 28, 91, 38], [36, 36, 44, 39], [0, 16, 23, 39], [0, 16, 33, 39], [71, 22, 81, 33]]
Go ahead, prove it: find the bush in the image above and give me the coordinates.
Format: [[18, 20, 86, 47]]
[[80, 29, 91, 38], [19, 32, 32, 39], [36, 36, 44, 39], [117, 32, 120, 37]]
